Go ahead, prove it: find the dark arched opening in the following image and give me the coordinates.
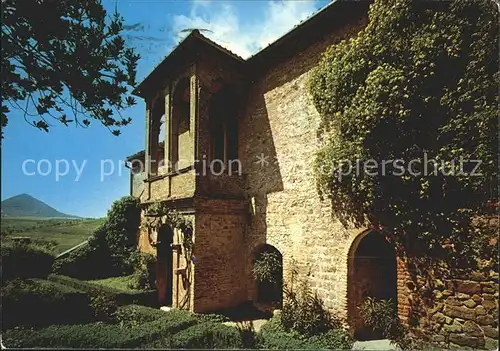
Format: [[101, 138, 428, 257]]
[[208, 85, 239, 173], [156, 224, 174, 306], [171, 77, 190, 171], [252, 244, 283, 305], [149, 95, 165, 176], [348, 230, 397, 340]]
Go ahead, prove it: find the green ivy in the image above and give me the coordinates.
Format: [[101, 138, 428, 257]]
[[308, 0, 498, 265], [252, 251, 282, 285], [143, 202, 193, 252]]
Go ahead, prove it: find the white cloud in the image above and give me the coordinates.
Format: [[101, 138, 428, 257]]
[[172, 0, 320, 59]]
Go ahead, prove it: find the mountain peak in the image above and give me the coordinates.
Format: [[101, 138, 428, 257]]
[[1, 194, 80, 218]]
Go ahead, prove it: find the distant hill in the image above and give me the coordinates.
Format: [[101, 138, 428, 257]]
[[1, 194, 81, 218]]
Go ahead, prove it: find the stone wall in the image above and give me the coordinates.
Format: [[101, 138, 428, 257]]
[[239, 16, 369, 315], [399, 264, 499, 350], [394, 216, 499, 349]]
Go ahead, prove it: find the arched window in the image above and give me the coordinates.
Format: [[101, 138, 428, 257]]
[[208, 86, 239, 173], [171, 78, 190, 170], [149, 95, 165, 176]]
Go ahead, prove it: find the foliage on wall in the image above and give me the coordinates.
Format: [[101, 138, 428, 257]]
[[252, 251, 282, 285], [358, 297, 415, 350], [143, 201, 194, 309], [308, 0, 498, 266]]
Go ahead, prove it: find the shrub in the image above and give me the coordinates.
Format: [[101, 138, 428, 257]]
[[122, 308, 200, 348], [281, 278, 339, 336], [258, 316, 354, 350], [52, 243, 113, 280], [359, 297, 414, 350], [89, 290, 118, 322], [235, 321, 260, 349], [253, 249, 283, 303], [194, 312, 231, 323], [171, 322, 243, 349], [48, 274, 157, 307], [1, 323, 145, 348], [1, 241, 54, 281], [139, 310, 199, 343], [1, 278, 94, 329], [52, 196, 141, 280], [2, 309, 199, 349], [307, 328, 354, 350], [29, 237, 59, 253], [252, 251, 282, 285], [127, 252, 156, 290], [114, 304, 173, 326], [91, 274, 141, 292], [258, 316, 308, 350]]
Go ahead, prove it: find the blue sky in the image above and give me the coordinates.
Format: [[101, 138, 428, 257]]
[[1, 0, 329, 218]]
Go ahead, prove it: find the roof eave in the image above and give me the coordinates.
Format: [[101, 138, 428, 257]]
[[132, 30, 245, 99]]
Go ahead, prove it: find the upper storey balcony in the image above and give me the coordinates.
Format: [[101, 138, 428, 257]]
[[128, 30, 247, 204]]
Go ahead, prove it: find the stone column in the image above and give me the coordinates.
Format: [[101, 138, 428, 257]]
[[145, 103, 151, 199], [190, 63, 198, 163], [164, 87, 171, 169], [164, 87, 171, 197]]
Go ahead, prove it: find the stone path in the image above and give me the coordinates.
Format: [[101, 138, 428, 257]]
[[353, 339, 396, 350]]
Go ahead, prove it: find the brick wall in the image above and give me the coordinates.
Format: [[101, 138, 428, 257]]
[[192, 198, 247, 312]]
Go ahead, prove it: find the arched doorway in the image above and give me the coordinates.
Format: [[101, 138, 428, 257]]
[[252, 244, 283, 305], [156, 224, 174, 306], [348, 230, 397, 340]]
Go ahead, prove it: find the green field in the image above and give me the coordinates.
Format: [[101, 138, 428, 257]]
[[1, 217, 105, 254]]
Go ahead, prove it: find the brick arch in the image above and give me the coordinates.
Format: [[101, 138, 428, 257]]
[[250, 243, 284, 306], [331, 229, 371, 321], [346, 229, 398, 340]]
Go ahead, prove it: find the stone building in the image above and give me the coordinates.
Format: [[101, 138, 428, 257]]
[[125, 1, 498, 347]]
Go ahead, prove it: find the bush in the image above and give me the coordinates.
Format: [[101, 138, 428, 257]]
[[252, 249, 283, 303], [52, 243, 112, 280], [114, 304, 174, 326], [1, 278, 94, 329], [235, 321, 260, 349], [52, 196, 141, 280], [307, 328, 354, 350], [48, 274, 157, 307], [281, 278, 339, 336], [258, 316, 353, 350], [2, 308, 199, 349], [89, 290, 118, 323], [258, 316, 308, 350], [252, 250, 282, 285], [91, 274, 143, 292], [194, 312, 231, 323], [127, 252, 156, 290], [171, 322, 243, 349], [359, 297, 414, 350], [1, 323, 145, 348], [1, 241, 54, 281]]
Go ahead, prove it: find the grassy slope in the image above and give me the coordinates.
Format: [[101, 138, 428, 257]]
[[1, 217, 105, 254]]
